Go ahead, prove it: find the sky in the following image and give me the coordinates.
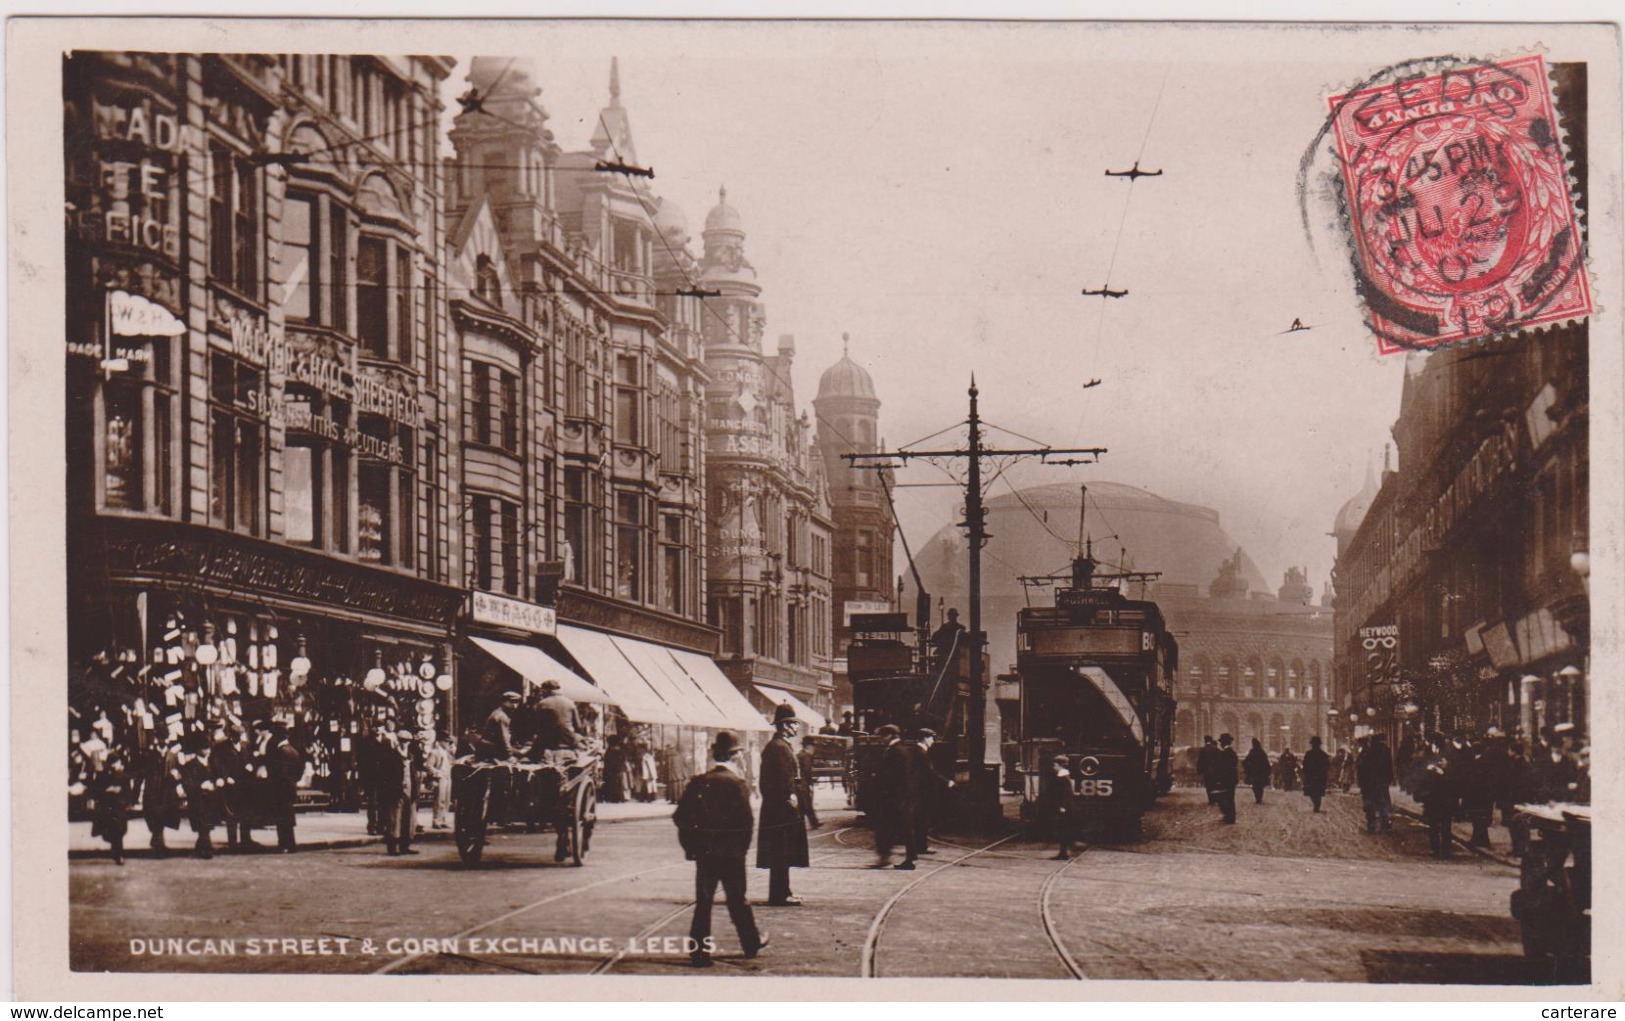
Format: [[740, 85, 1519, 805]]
[[432, 21, 1592, 593]]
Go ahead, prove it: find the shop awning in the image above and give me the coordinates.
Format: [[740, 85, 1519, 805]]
[[668, 650, 775, 733], [609, 635, 728, 729], [469, 636, 612, 705], [555, 625, 683, 726], [754, 684, 828, 732]]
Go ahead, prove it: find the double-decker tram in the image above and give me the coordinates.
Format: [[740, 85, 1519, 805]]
[[1017, 544, 1177, 839]]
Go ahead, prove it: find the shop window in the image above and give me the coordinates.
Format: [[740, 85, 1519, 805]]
[[279, 194, 316, 321], [661, 514, 685, 615], [614, 355, 640, 446], [283, 444, 319, 544], [357, 235, 389, 358], [208, 354, 265, 535], [615, 492, 644, 602], [209, 145, 259, 295], [358, 462, 391, 564], [102, 383, 144, 510]]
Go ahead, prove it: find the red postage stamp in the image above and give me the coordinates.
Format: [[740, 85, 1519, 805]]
[[1328, 54, 1592, 355]]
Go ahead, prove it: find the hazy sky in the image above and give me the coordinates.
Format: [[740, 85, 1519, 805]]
[[435, 21, 1597, 592]]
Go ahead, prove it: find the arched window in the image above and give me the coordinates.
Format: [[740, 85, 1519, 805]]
[[1220, 712, 1239, 741], [1246, 713, 1264, 748], [1218, 657, 1237, 697], [1188, 656, 1209, 692], [1245, 657, 1263, 698], [1267, 657, 1284, 698], [1307, 661, 1322, 702], [1269, 713, 1286, 753]]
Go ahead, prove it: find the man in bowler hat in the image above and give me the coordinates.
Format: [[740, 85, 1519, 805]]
[[674, 731, 767, 967], [757, 704, 810, 904]]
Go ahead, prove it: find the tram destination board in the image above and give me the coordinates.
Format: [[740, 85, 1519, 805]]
[[1023, 626, 1148, 657]]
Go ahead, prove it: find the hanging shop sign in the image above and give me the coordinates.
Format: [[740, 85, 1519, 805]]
[[471, 591, 557, 636], [1358, 624, 1401, 688]]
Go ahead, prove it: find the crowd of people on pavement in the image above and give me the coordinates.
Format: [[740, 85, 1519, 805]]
[[1186, 723, 1589, 859]]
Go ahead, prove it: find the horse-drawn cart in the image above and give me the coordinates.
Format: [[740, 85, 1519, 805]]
[[451, 752, 599, 866]]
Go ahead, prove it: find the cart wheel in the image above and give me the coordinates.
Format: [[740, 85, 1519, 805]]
[[455, 784, 488, 865], [571, 776, 597, 866]]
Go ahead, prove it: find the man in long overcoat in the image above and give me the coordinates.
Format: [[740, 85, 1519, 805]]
[[180, 731, 222, 859], [1209, 733, 1239, 823], [1356, 733, 1394, 833], [675, 731, 767, 967], [1243, 739, 1272, 804], [262, 724, 304, 853], [1196, 736, 1219, 803], [869, 724, 910, 868], [903, 728, 953, 858], [1301, 735, 1331, 812], [142, 738, 184, 857], [757, 704, 809, 905]]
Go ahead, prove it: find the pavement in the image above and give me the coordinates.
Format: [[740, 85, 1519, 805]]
[[69, 785, 854, 858], [70, 782, 1566, 983]]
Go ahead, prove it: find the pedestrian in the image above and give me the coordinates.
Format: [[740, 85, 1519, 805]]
[[1301, 736, 1330, 813], [179, 730, 222, 859], [757, 704, 809, 905], [837, 711, 856, 737], [1242, 738, 1271, 804], [479, 692, 527, 760], [602, 734, 627, 803], [1042, 753, 1076, 859], [1277, 747, 1300, 792], [261, 723, 304, 853], [89, 749, 132, 865], [1196, 736, 1218, 803], [1339, 742, 1359, 793], [796, 736, 821, 830], [1356, 733, 1394, 833], [1460, 739, 1496, 848], [379, 728, 418, 856], [673, 731, 767, 967], [1417, 735, 1457, 858], [358, 723, 386, 835], [1503, 739, 1534, 857], [1210, 733, 1239, 824], [1330, 745, 1348, 794], [870, 724, 910, 868], [209, 722, 248, 852], [142, 738, 184, 858], [906, 728, 953, 856], [425, 733, 453, 830]]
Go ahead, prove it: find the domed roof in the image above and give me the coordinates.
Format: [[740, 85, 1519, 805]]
[[467, 57, 540, 103], [1333, 461, 1380, 536], [705, 184, 744, 233], [817, 334, 876, 400]]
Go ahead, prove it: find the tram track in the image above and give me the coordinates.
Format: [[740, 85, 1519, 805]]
[[858, 832, 1016, 978], [375, 819, 857, 975]]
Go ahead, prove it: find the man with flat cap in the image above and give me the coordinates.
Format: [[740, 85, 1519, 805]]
[[757, 704, 810, 905], [530, 678, 585, 861], [674, 731, 767, 967], [481, 691, 528, 760], [904, 728, 954, 858]]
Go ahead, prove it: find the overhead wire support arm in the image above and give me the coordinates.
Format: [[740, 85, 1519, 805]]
[[595, 158, 655, 179]]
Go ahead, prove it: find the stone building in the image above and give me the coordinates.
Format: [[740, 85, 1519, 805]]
[[442, 58, 763, 760], [696, 187, 837, 722], [814, 337, 896, 715], [64, 52, 466, 800]]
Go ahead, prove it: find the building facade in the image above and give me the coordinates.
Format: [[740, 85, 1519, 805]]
[[695, 188, 837, 722], [814, 338, 896, 715], [1332, 327, 1591, 746], [441, 58, 767, 780], [64, 52, 465, 802], [1161, 561, 1336, 753]]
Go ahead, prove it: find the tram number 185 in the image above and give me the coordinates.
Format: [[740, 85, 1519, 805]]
[[1074, 779, 1114, 797]]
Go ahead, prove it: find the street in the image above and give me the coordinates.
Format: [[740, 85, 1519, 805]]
[[70, 786, 1563, 984]]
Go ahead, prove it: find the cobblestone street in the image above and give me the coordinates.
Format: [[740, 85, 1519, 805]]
[[70, 785, 1566, 985]]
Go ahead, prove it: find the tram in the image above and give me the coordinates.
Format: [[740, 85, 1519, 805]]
[[846, 608, 972, 817], [1016, 544, 1177, 839]]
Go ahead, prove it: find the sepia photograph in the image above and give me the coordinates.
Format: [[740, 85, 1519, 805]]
[[10, 14, 1621, 1001]]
